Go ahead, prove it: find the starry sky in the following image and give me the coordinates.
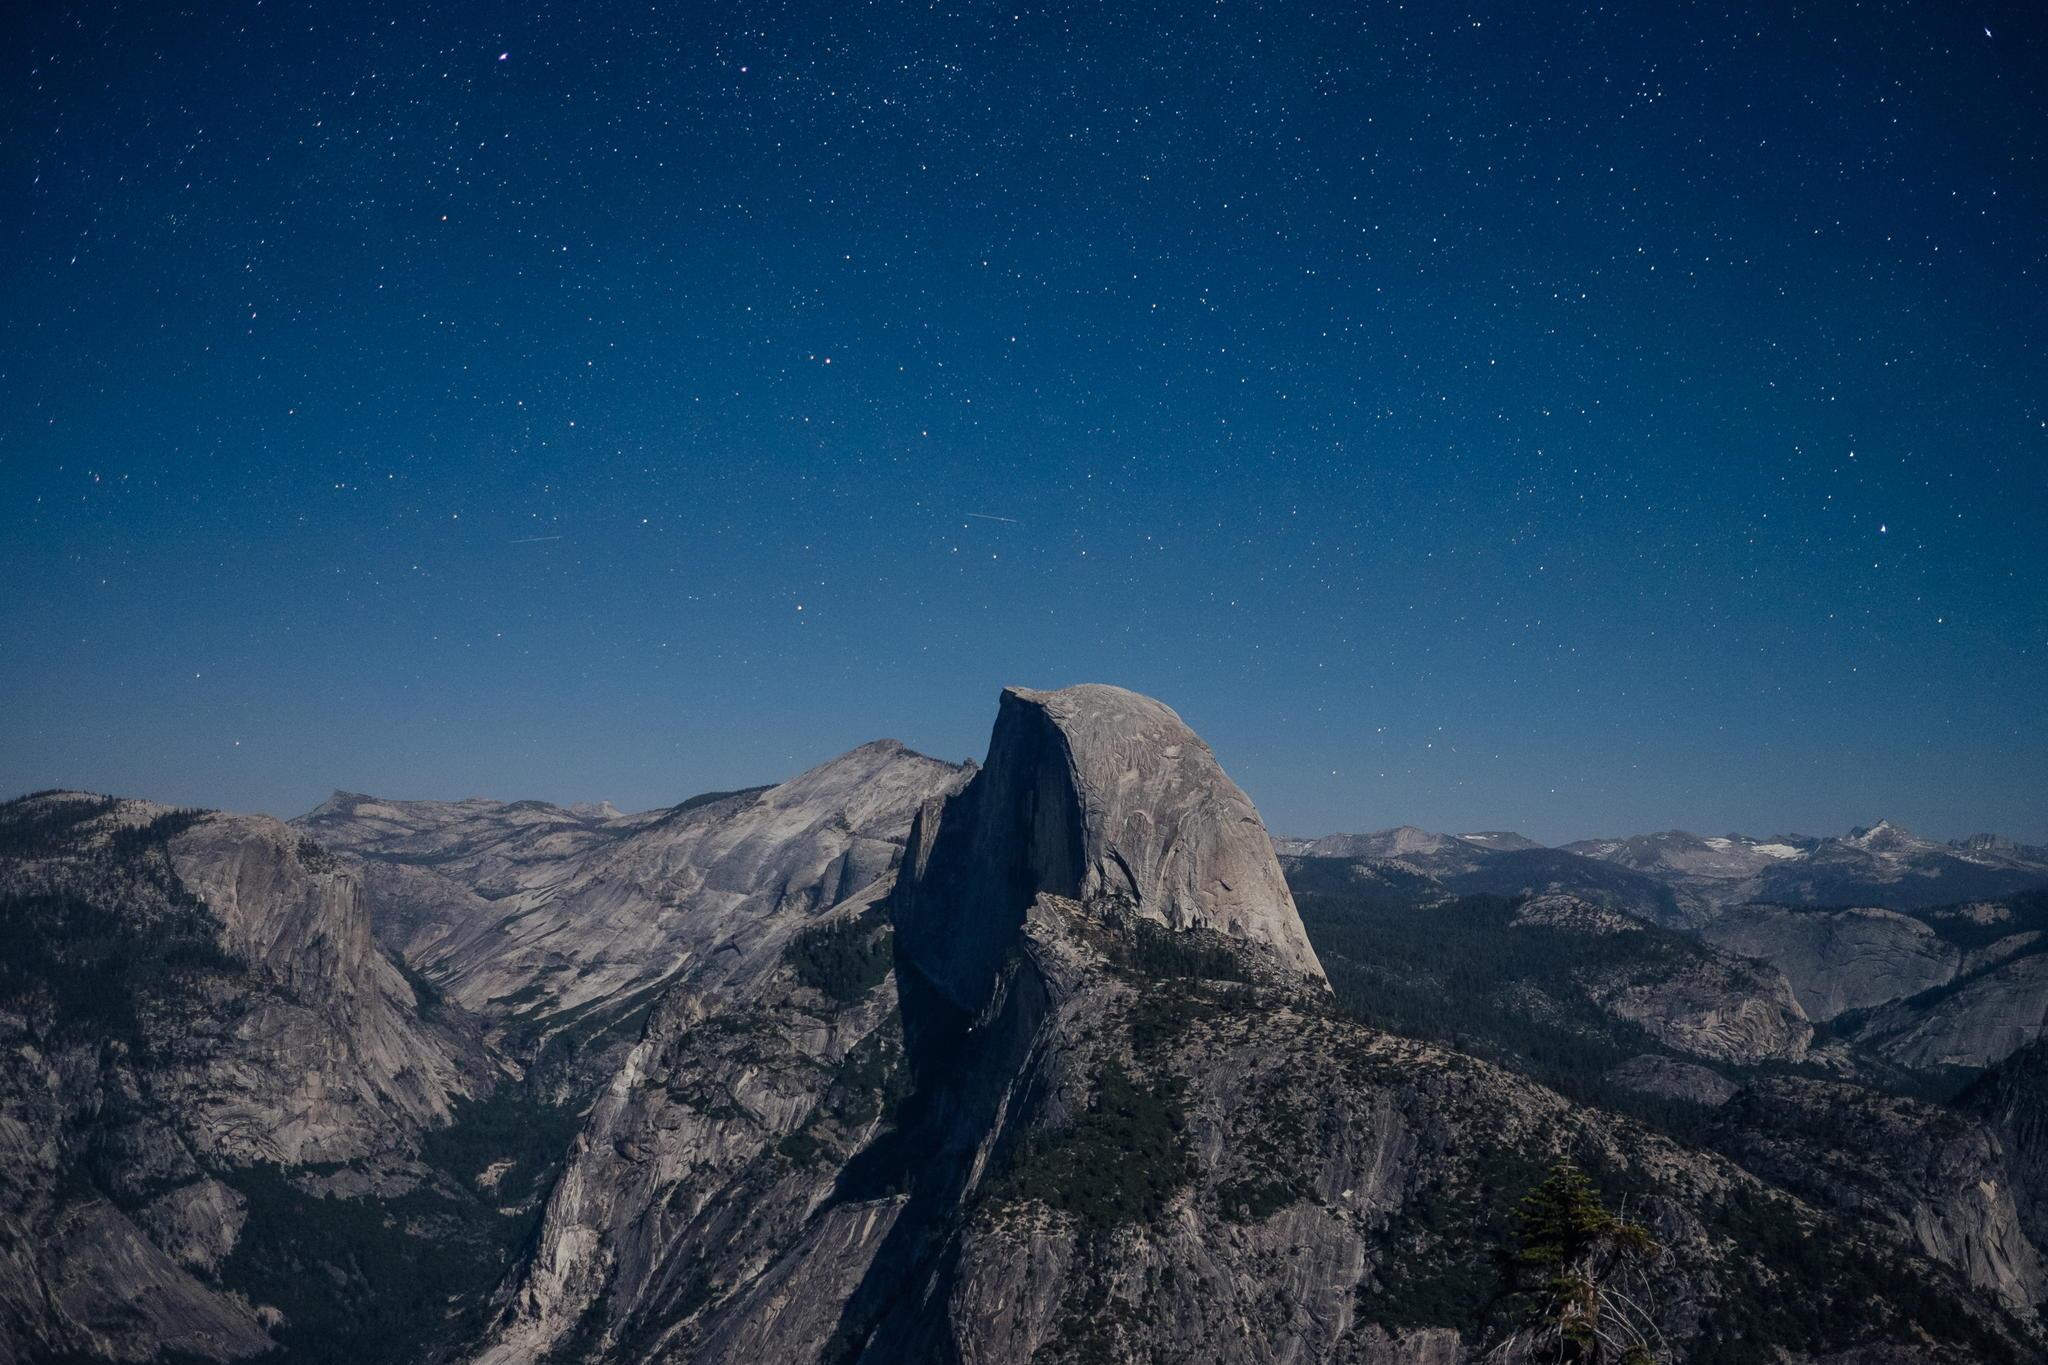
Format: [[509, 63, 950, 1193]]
[[3, 0, 2044, 845]]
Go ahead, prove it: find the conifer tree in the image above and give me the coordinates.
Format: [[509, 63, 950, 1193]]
[[1490, 1160, 1664, 1364]]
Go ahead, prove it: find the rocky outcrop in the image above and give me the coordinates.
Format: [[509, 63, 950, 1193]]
[[0, 1198, 276, 1364], [1861, 955, 2048, 1072], [0, 1024, 276, 1365], [1605, 1055, 1740, 1108], [1583, 951, 1813, 1067], [1502, 895, 1812, 1066], [1959, 1040, 2048, 1252], [470, 884, 909, 1365], [1698, 904, 1958, 1021], [163, 814, 477, 1164], [170, 815, 379, 996], [1712, 1077, 2047, 1314], [1512, 892, 1642, 935]]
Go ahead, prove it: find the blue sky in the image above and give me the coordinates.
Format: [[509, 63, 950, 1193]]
[[4, 0, 2043, 843]]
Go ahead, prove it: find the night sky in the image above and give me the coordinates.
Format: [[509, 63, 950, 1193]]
[[4, 1, 2043, 844]]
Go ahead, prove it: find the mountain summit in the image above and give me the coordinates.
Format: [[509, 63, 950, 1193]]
[[895, 684, 1324, 1010]]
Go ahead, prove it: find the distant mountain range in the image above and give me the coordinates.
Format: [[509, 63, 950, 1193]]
[[1276, 819, 2048, 922], [1278, 816, 2048, 1084]]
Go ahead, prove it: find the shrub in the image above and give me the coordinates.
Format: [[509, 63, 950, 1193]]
[[988, 1059, 1191, 1228], [784, 914, 893, 1004]]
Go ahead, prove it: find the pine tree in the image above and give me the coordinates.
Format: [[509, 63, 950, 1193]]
[[1490, 1160, 1663, 1364]]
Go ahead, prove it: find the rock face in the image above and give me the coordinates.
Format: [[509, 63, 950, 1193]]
[[0, 793, 482, 1364], [1497, 895, 1812, 1066], [1713, 1077, 2047, 1313], [1860, 954, 2048, 1071], [895, 685, 1324, 1012], [300, 741, 972, 1033], [161, 814, 478, 1164], [1691, 899, 2048, 1073], [1698, 904, 1958, 1022], [292, 790, 647, 968], [1581, 949, 1813, 1067], [1960, 1040, 2048, 1253], [467, 885, 910, 1365], [423, 739, 959, 1364]]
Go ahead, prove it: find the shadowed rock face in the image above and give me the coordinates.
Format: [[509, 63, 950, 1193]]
[[895, 684, 1323, 1011], [1961, 1040, 2048, 1252]]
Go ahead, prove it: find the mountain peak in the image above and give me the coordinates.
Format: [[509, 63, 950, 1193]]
[[767, 736, 967, 813], [1845, 819, 1932, 854], [895, 684, 1324, 1010], [305, 790, 371, 818], [1455, 829, 1546, 852]]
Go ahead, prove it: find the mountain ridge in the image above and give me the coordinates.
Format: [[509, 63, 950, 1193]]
[[6, 699, 2048, 1364], [1276, 820, 2048, 923]]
